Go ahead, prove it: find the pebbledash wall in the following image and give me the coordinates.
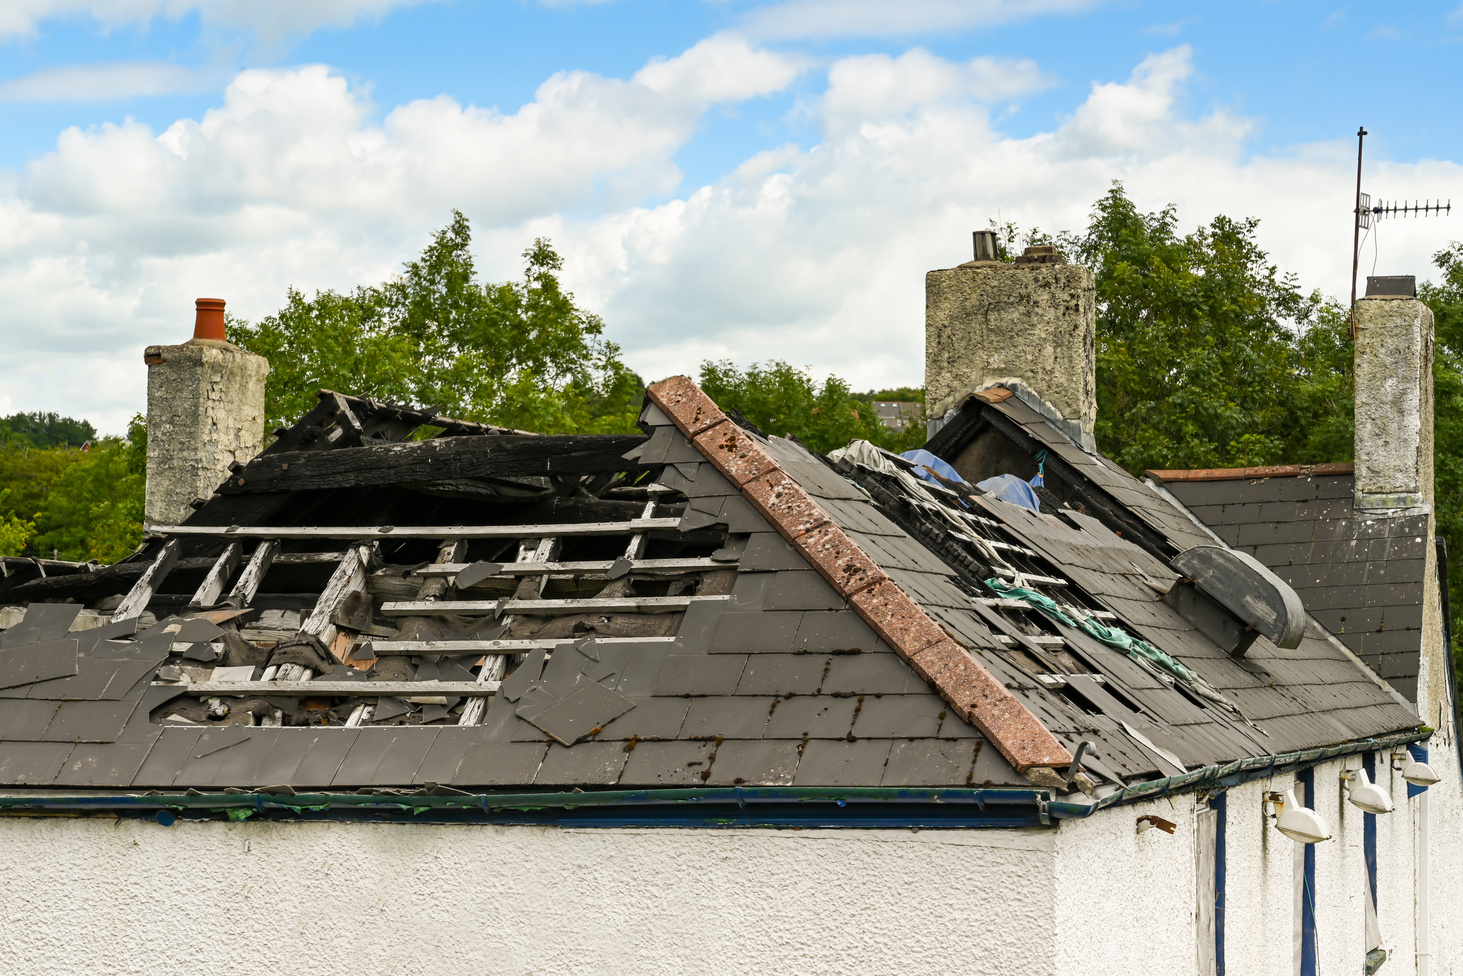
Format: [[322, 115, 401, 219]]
[[1, 752, 1459, 976]]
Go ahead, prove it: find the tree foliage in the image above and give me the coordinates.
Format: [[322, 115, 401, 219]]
[[698, 360, 925, 454], [0, 411, 96, 449], [1419, 241, 1463, 662], [229, 212, 643, 435], [0, 414, 145, 562], [1054, 184, 1354, 474]]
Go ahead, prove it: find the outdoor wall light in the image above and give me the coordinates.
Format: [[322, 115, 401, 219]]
[[1391, 749, 1442, 788], [1268, 789, 1331, 844], [1340, 768, 1394, 814]]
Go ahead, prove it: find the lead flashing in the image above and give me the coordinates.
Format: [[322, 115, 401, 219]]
[[645, 376, 1073, 774]]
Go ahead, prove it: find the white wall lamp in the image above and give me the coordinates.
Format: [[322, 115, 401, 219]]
[[1341, 768, 1394, 814], [1391, 749, 1442, 788], [1267, 788, 1332, 844]]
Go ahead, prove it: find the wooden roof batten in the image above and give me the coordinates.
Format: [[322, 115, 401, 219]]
[[645, 375, 1074, 779]]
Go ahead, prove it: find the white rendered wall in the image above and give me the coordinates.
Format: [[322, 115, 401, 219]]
[[0, 820, 1060, 976], [3, 756, 1460, 976], [1054, 791, 1199, 976]]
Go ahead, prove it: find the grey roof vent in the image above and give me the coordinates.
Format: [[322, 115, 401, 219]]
[[1168, 545, 1306, 654]]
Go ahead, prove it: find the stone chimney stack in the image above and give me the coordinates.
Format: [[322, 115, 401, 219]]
[[1353, 276, 1434, 513], [143, 298, 270, 526], [925, 243, 1097, 447]]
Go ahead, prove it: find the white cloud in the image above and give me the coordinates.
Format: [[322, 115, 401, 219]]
[[822, 50, 1051, 136], [3, 41, 1462, 439], [0, 62, 214, 102], [0, 0, 431, 40], [740, 0, 1102, 40]]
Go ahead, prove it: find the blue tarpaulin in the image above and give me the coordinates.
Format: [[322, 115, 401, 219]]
[[976, 474, 1041, 512], [900, 449, 966, 486]]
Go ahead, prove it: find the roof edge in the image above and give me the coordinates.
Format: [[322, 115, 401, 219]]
[[645, 376, 1074, 776], [1146, 463, 1354, 483], [1050, 728, 1431, 820], [0, 786, 1053, 829]]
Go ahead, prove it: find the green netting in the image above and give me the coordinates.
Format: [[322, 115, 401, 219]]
[[984, 578, 1230, 706]]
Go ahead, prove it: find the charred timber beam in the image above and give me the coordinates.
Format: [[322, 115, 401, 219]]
[[148, 518, 682, 540], [3, 556, 218, 603], [216, 434, 651, 495]]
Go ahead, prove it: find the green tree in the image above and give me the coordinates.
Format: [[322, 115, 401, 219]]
[[229, 212, 643, 435], [698, 360, 925, 455], [1420, 241, 1463, 664], [0, 415, 145, 563], [0, 411, 96, 449], [1062, 183, 1349, 474]]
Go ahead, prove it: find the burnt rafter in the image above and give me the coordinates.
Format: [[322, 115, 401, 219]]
[[216, 433, 652, 495]]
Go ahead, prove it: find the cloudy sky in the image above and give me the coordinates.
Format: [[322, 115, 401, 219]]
[[2, 1, 1462, 434]]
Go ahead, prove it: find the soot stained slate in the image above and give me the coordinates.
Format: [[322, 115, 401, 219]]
[[682, 696, 774, 739], [653, 655, 748, 696], [0, 638, 79, 690], [852, 695, 945, 738], [452, 741, 548, 787], [0, 700, 59, 740], [762, 570, 846, 611], [791, 611, 881, 653], [0, 604, 82, 648], [764, 696, 857, 739], [735, 654, 829, 696], [704, 739, 801, 786], [132, 727, 204, 788], [39, 699, 137, 743], [0, 741, 74, 785], [535, 740, 631, 785], [709, 609, 804, 653], [793, 739, 892, 786], [413, 728, 482, 785], [739, 532, 811, 572], [596, 697, 690, 740], [53, 742, 155, 788], [619, 740, 715, 786], [881, 740, 979, 787]]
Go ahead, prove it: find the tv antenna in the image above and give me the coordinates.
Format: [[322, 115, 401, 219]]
[[1350, 126, 1451, 334]]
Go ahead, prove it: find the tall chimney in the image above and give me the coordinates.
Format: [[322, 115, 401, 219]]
[[1353, 276, 1433, 513], [1353, 275, 1445, 721], [925, 243, 1096, 447], [143, 298, 270, 526]]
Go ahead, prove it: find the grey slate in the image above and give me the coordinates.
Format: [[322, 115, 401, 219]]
[[619, 740, 715, 786], [682, 696, 774, 738], [653, 655, 748, 696], [852, 695, 945, 738], [0, 638, 78, 690], [793, 739, 892, 786], [764, 696, 857, 739], [535, 740, 631, 785], [705, 739, 800, 786], [453, 741, 548, 787], [735, 654, 828, 696], [882, 740, 980, 787]]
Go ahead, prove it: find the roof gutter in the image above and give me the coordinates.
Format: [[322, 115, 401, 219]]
[[1046, 728, 1432, 820], [0, 786, 1054, 829]]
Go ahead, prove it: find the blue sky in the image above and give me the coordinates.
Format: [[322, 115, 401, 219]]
[[2, 0, 1462, 433]]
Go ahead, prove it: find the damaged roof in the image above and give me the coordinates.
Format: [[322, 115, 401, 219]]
[[0, 382, 1424, 809], [1149, 464, 1429, 701]]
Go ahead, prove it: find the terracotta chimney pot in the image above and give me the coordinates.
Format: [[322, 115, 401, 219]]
[[194, 298, 227, 341]]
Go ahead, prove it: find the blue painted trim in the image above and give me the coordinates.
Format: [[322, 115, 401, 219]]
[[1364, 752, 1379, 908], [1213, 791, 1227, 976], [1299, 767, 1318, 976]]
